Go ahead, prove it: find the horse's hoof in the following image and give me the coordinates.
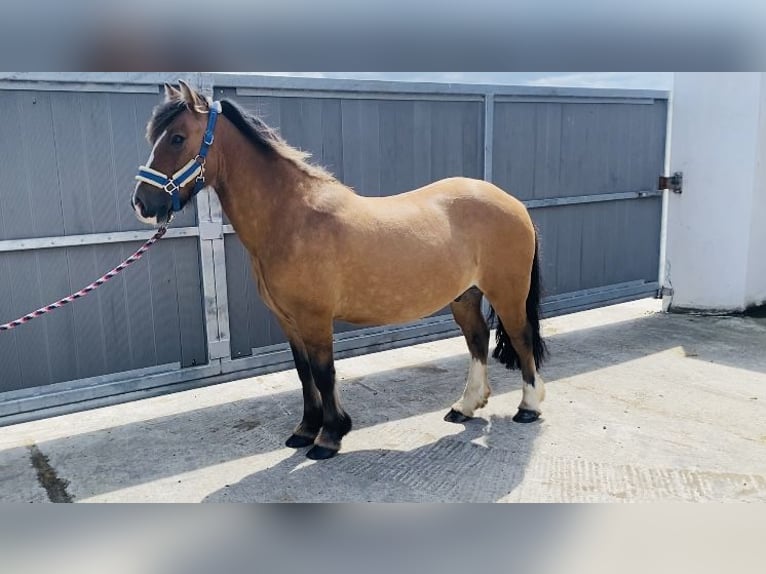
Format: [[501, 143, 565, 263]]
[[444, 409, 472, 424], [306, 445, 339, 460], [285, 434, 315, 448], [513, 409, 540, 424]]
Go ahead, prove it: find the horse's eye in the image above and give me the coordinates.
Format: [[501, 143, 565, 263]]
[[170, 134, 185, 146]]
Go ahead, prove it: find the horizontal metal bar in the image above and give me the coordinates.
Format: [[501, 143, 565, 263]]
[[524, 190, 662, 209], [0, 227, 199, 253], [222, 316, 461, 375], [0, 362, 182, 418], [0, 363, 221, 427], [0, 80, 160, 94], [0, 72, 202, 90], [495, 96, 656, 105], [0, 73, 669, 101], [542, 281, 660, 317], [234, 87, 484, 102], [215, 74, 669, 101]]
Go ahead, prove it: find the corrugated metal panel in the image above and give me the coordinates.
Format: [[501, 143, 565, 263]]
[[0, 89, 196, 241], [492, 99, 666, 299], [492, 101, 667, 200], [532, 198, 662, 297], [0, 238, 206, 393]]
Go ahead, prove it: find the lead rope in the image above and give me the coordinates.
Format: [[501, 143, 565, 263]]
[[0, 226, 168, 332]]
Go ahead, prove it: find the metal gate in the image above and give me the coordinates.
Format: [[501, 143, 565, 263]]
[[0, 73, 668, 424]]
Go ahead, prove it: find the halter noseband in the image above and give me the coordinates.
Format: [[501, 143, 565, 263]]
[[135, 101, 222, 212]]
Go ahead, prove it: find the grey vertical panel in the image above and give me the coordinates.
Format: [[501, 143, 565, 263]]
[[0, 256, 24, 389], [429, 101, 457, 181], [80, 93, 120, 234], [94, 243, 135, 374], [531, 104, 562, 200], [51, 92, 93, 235], [172, 238, 207, 368], [148, 241, 183, 366], [349, 99, 382, 196], [66, 246, 108, 379], [319, 98, 344, 177], [412, 101, 433, 188], [4, 252, 49, 389], [119, 240, 158, 368], [35, 250, 78, 382], [224, 235, 252, 358], [378, 100, 415, 195], [340, 99, 364, 192], [492, 102, 537, 199], [109, 93, 145, 232], [461, 101, 483, 180], [19, 92, 65, 238], [0, 91, 35, 240]]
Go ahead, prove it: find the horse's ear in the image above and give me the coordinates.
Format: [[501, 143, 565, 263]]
[[177, 79, 209, 113], [164, 82, 182, 101]]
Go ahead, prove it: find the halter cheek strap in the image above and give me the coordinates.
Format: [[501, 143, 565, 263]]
[[135, 101, 222, 212]]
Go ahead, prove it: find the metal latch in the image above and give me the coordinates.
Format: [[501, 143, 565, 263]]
[[659, 172, 683, 194]]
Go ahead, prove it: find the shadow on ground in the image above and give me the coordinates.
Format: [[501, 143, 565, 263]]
[[203, 415, 540, 502]]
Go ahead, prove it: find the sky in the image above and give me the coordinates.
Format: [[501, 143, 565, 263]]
[[254, 73, 673, 90]]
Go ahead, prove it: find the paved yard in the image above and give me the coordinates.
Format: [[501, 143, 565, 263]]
[[1, 299, 764, 502]]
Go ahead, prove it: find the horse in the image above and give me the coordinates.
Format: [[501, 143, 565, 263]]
[[132, 81, 548, 460]]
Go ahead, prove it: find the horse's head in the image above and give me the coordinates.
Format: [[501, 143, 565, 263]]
[[132, 81, 220, 224]]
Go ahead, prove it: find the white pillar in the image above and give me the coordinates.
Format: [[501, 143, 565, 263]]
[[664, 73, 766, 313]]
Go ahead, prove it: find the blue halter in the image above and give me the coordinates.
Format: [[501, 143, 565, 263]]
[[135, 101, 222, 212]]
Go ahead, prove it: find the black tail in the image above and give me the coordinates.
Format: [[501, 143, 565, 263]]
[[488, 234, 548, 370]]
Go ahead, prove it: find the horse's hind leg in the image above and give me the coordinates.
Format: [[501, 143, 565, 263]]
[[489, 296, 547, 423], [444, 287, 491, 423]]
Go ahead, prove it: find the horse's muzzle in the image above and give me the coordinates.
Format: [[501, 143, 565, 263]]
[[132, 183, 173, 225]]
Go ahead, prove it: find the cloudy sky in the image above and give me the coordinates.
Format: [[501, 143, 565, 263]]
[[256, 72, 673, 90]]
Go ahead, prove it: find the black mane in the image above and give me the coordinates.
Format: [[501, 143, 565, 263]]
[[219, 99, 285, 155]]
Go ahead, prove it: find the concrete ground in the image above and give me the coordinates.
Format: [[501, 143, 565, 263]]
[[1, 299, 765, 502]]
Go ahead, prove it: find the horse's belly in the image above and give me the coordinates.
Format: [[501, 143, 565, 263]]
[[336, 271, 473, 326]]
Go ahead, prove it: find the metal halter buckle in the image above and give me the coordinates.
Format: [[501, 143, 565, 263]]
[[164, 180, 180, 194]]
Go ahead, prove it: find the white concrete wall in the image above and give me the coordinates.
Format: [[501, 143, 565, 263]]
[[745, 73, 766, 307], [665, 73, 766, 312]]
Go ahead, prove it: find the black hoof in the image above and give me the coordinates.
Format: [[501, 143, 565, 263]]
[[513, 408, 540, 424], [306, 445, 339, 460], [444, 409, 472, 424], [285, 434, 315, 448]]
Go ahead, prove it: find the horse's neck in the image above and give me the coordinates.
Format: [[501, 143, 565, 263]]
[[213, 127, 307, 253]]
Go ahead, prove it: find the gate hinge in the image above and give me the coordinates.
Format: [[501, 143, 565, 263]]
[[659, 171, 683, 194], [657, 286, 674, 298]]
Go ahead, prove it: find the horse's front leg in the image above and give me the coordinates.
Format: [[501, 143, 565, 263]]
[[303, 330, 352, 460], [285, 341, 324, 448]]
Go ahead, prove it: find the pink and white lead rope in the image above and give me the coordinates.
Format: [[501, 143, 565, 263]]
[[0, 226, 167, 332]]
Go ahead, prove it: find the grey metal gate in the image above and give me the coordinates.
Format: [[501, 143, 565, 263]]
[[0, 73, 668, 425]]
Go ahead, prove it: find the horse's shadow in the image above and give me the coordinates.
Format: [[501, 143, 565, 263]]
[[203, 414, 541, 502]]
